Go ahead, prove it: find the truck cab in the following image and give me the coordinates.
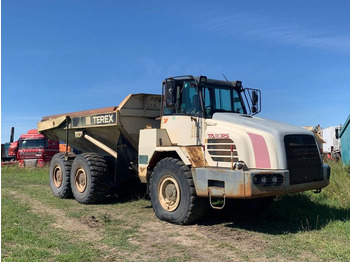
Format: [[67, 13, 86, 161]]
[[160, 75, 259, 146], [17, 129, 59, 167]]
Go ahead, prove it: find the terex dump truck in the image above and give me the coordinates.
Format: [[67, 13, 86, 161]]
[[38, 75, 330, 224]]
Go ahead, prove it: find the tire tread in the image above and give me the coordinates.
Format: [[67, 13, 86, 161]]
[[150, 157, 207, 225], [71, 153, 110, 204]]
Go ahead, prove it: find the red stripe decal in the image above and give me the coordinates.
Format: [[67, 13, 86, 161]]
[[248, 133, 271, 169]]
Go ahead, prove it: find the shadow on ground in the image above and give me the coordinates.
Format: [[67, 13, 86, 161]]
[[103, 178, 149, 204], [102, 180, 349, 235], [200, 194, 349, 235]]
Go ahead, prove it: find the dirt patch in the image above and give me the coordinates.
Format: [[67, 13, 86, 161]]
[[6, 190, 103, 242], [129, 217, 271, 262], [80, 215, 102, 228], [6, 188, 271, 261], [2, 189, 291, 261]]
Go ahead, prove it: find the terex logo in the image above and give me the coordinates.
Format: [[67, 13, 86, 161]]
[[208, 133, 229, 139], [91, 114, 114, 124]]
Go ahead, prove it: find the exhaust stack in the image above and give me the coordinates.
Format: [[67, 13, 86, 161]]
[[10, 127, 15, 143]]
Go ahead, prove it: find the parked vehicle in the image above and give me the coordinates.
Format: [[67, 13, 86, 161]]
[[38, 75, 330, 224], [1, 127, 16, 162], [15, 129, 59, 167], [322, 126, 342, 160], [339, 115, 350, 166]]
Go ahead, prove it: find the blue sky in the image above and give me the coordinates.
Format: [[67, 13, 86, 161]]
[[2, 0, 350, 142]]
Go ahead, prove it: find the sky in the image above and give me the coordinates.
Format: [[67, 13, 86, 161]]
[[2, 0, 350, 142]]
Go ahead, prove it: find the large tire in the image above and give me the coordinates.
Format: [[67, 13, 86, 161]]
[[70, 153, 110, 204], [149, 157, 206, 225], [49, 153, 73, 199]]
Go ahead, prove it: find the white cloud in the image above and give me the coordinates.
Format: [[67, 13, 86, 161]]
[[199, 14, 350, 53]]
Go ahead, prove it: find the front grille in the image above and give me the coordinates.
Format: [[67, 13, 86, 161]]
[[19, 152, 38, 159], [284, 135, 323, 185], [207, 139, 238, 163]]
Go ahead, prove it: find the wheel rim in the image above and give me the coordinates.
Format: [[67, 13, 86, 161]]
[[53, 165, 63, 188], [158, 175, 180, 212], [75, 168, 87, 193]]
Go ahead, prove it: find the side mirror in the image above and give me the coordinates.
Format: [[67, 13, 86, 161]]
[[244, 88, 261, 115], [252, 90, 258, 106], [252, 106, 257, 114], [164, 82, 175, 108]]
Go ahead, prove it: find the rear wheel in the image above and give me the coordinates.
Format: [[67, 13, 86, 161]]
[[150, 157, 206, 225], [49, 153, 73, 199], [71, 153, 110, 204]]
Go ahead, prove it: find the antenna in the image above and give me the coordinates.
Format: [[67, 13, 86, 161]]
[[222, 73, 228, 81]]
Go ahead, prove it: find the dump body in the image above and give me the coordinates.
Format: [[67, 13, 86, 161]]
[[38, 94, 161, 156]]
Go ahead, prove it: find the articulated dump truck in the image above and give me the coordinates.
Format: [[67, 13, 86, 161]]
[[38, 75, 330, 224]]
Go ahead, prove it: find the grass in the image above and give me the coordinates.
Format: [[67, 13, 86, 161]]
[[2, 161, 350, 261], [219, 160, 350, 261], [2, 194, 103, 261]]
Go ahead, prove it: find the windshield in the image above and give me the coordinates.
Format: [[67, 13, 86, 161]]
[[19, 139, 46, 149], [202, 85, 246, 118], [162, 79, 246, 118]]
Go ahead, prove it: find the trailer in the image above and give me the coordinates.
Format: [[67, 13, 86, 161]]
[[340, 114, 350, 166], [1, 127, 16, 162], [38, 75, 330, 224], [322, 126, 342, 160]]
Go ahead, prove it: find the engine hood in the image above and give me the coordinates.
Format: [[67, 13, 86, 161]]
[[206, 113, 317, 170], [212, 113, 312, 137]]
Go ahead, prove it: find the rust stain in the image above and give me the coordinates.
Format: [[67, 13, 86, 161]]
[[238, 184, 246, 197], [244, 175, 252, 197], [138, 167, 148, 183], [185, 146, 208, 167]]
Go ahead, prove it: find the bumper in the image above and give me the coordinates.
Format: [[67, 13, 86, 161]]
[[192, 165, 330, 199], [18, 159, 46, 168]]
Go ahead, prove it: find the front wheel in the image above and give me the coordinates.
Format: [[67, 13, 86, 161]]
[[149, 157, 206, 224]]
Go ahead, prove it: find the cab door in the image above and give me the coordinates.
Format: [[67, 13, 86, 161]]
[[161, 80, 203, 146]]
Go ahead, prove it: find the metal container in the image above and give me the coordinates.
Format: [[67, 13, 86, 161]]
[[38, 94, 161, 157]]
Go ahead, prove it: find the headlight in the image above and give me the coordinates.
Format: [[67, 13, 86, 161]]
[[253, 173, 284, 186], [272, 175, 278, 185]]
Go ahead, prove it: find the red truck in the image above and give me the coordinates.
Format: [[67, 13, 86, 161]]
[[12, 129, 59, 167]]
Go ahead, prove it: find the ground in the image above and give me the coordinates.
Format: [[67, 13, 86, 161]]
[[2, 164, 350, 261]]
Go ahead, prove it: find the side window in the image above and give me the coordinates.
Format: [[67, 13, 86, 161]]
[[180, 82, 200, 115], [163, 105, 173, 115], [163, 82, 175, 115], [163, 81, 182, 115], [215, 88, 231, 111], [233, 90, 244, 113], [204, 88, 213, 118], [162, 80, 201, 116]]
